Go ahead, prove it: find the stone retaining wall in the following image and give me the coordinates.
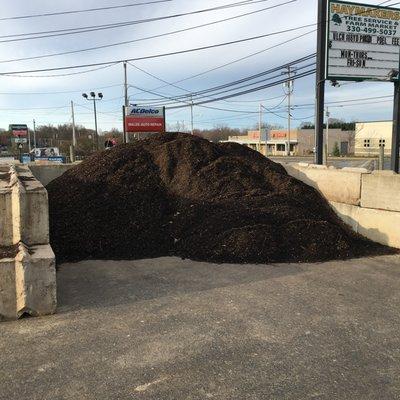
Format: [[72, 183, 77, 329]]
[[283, 163, 400, 249]]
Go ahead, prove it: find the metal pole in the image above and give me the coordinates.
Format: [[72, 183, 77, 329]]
[[326, 106, 330, 163], [287, 66, 292, 156], [315, 0, 327, 165], [391, 80, 400, 173], [379, 143, 385, 171], [123, 61, 129, 143], [190, 95, 194, 135], [259, 103, 262, 152], [33, 119, 37, 149], [18, 143, 23, 163], [28, 128, 31, 152], [71, 101, 77, 147], [93, 99, 99, 151]]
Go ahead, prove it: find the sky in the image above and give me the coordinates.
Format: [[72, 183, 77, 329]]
[[0, 0, 398, 133]]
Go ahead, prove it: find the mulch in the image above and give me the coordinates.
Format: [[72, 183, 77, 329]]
[[46, 132, 396, 264], [0, 244, 19, 259]]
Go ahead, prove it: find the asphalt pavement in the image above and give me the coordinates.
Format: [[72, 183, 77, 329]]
[[1, 255, 400, 400]]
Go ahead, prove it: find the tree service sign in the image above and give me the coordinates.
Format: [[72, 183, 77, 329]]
[[327, 0, 400, 81], [125, 106, 165, 133]]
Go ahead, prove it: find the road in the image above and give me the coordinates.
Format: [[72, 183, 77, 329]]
[[1, 255, 400, 399]]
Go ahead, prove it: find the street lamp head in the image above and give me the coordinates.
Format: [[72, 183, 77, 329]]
[[82, 93, 88, 98], [90, 92, 96, 98], [98, 93, 103, 99]]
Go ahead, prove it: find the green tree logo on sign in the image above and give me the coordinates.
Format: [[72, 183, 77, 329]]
[[332, 13, 342, 25]]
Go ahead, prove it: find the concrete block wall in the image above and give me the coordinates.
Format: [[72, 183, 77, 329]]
[[0, 167, 13, 246], [284, 163, 365, 206], [361, 171, 400, 212], [283, 163, 400, 249], [0, 165, 49, 247], [0, 165, 56, 321], [29, 163, 75, 187]]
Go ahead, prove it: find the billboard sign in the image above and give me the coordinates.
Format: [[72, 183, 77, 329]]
[[327, 1, 400, 81], [125, 106, 165, 133], [9, 124, 28, 137]]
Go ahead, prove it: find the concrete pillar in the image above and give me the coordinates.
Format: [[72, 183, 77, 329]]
[[0, 165, 56, 321]]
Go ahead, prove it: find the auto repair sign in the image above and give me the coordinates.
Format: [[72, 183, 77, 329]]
[[125, 106, 165, 133]]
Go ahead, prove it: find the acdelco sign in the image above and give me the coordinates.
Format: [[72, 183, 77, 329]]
[[125, 106, 165, 133], [128, 107, 164, 117]]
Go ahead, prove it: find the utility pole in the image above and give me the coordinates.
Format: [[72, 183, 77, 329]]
[[70, 101, 76, 162], [283, 66, 294, 156], [71, 101, 76, 146], [315, 0, 327, 165], [123, 61, 129, 143], [259, 103, 262, 153], [190, 94, 194, 135], [33, 119, 37, 150], [28, 127, 31, 152]]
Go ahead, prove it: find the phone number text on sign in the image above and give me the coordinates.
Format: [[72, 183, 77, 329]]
[[327, 0, 400, 81]]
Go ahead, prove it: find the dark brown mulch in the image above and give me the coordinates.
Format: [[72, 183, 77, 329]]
[[46, 132, 396, 264], [0, 244, 19, 259]]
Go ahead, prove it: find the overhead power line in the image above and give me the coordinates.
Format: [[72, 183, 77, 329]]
[[0, 23, 316, 76], [0, 0, 297, 64], [0, 0, 274, 42], [0, 0, 174, 21], [0, 84, 123, 95], [167, 69, 316, 109], [128, 54, 315, 106]]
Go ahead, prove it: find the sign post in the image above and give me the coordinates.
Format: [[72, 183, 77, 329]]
[[315, 0, 327, 165], [18, 143, 23, 163], [319, 0, 400, 172], [392, 80, 400, 172]]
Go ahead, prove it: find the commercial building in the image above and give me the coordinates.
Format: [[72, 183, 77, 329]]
[[225, 128, 354, 156], [355, 121, 392, 156]]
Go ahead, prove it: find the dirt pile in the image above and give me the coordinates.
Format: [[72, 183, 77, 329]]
[[47, 133, 393, 264]]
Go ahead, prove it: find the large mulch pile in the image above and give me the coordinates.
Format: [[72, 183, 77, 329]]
[[47, 133, 394, 264]]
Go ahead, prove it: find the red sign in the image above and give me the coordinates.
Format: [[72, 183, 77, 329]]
[[125, 106, 165, 133], [12, 130, 28, 137], [248, 131, 261, 140], [125, 116, 165, 133], [271, 131, 287, 139]]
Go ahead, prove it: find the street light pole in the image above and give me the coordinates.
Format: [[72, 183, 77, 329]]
[[82, 92, 103, 151], [93, 99, 98, 150], [123, 61, 129, 143]]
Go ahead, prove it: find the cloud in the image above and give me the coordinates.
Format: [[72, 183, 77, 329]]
[[0, 0, 395, 130]]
